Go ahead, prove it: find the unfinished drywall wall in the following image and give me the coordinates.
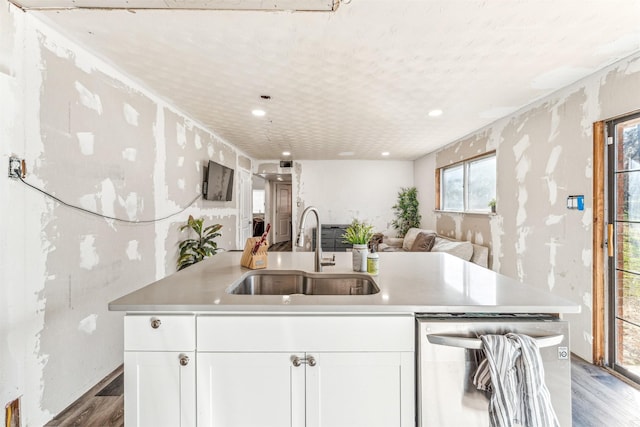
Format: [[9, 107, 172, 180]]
[[414, 50, 640, 363], [0, 4, 247, 425], [1, 6, 36, 425]]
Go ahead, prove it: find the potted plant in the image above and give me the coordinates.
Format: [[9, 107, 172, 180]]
[[391, 187, 421, 238], [177, 215, 223, 271], [342, 219, 374, 272], [488, 198, 496, 213]]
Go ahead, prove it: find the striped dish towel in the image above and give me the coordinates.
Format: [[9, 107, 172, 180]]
[[473, 333, 560, 427]]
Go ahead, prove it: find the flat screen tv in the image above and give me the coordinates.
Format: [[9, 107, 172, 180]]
[[203, 160, 234, 201]]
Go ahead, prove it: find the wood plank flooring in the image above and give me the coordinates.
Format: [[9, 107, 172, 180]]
[[45, 365, 123, 427], [571, 356, 640, 426], [269, 240, 292, 251], [47, 356, 639, 426]]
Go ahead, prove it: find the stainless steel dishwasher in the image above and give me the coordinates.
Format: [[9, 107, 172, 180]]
[[417, 314, 571, 426]]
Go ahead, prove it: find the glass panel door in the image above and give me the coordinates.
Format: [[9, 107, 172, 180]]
[[608, 114, 640, 384]]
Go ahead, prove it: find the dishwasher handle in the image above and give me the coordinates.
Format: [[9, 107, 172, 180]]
[[426, 333, 564, 350]]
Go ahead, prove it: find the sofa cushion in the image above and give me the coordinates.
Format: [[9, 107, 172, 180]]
[[402, 227, 436, 251], [410, 232, 437, 252], [431, 238, 474, 261], [382, 237, 404, 248]]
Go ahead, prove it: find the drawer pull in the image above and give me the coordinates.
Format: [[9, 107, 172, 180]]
[[179, 355, 190, 366], [150, 318, 162, 329], [291, 355, 316, 367]]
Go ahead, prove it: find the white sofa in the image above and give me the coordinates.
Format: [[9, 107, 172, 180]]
[[377, 227, 489, 268]]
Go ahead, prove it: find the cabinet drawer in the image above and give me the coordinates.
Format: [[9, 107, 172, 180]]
[[320, 229, 334, 238], [125, 314, 195, 351], [197, 315, 414, 352], [321, 242, 335, 251], [334, 242, 352, 251]]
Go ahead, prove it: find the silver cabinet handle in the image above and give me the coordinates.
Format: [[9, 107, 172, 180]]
[[150, 318, 161, 329], [179, 355, 190, 366], [426, 333, 564, 350], [291, 355, 316, 367]]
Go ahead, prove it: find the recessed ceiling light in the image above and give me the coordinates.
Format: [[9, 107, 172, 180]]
[[381, 152, 390, 156], [338, 151, 355, 156], [282, 151, 291, 156], [428, 109, 443, 117], [252, 109, 266, 117]]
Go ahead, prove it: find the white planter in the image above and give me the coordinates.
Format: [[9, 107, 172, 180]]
[[352, 244, 368, 272]]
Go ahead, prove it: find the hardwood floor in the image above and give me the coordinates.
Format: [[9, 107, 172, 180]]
[[571, 356, 640, 427], [269, 240, 292, 251], [45, 366, 123, 427], [47, 356, 639, 426]]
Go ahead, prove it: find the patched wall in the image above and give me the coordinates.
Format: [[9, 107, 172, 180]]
[[415, 50, 640, 362], [0, 5, 248, 425]]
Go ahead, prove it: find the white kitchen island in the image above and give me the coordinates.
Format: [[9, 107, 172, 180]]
[[110, 251, 580, 427]]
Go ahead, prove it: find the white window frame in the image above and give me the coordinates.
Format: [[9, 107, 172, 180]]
[[439, 153, 496, 213]]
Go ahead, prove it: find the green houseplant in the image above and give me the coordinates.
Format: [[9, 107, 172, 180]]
[[341, 218, 375, 245], [342, 219, 375, 272], [177, 215, 223, 271], [488, 198, 496, 213], [391, 187, 421, 238]]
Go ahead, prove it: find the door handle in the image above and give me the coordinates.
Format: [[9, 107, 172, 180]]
[[426, 333, 564, 350], [291, 355, 316, 367], [608, 223, 614, 258]]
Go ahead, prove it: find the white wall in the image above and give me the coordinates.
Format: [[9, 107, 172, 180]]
[[0, 5, 248, 425], [413, 154, 436, 230], [294, 160, 414, 246], [0, 5, 34, 422], [414, 50, 640, 363]]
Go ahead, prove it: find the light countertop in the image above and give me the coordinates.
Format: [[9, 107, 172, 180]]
[[109, 251, 581, 315]]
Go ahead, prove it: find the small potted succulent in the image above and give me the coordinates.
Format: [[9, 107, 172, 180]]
[[488, 198, 496, 213], [342, 219, 374, 272]]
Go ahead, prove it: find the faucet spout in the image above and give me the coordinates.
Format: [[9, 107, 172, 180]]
[[296, 206, 334, 272]]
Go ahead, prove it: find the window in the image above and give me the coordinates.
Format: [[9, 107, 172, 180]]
[[252, 189, 265, 214], [442, 164, 464, 211], [440, 153, 496, 212]]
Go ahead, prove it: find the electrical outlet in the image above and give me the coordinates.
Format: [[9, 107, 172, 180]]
[[8, 157, 22, 178]]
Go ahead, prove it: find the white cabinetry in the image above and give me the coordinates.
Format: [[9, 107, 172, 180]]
[[124, 315, 196, 427], [196, 315, 415, 427], [307, 351, 413, 427], [197, 352, 304, 427], [124, 314, 414, 427]]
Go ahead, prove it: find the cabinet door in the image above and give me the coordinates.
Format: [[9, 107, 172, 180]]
[[197, 352, 305, 427], [124, 351, 195, 427], [306, 352, 414, 427]]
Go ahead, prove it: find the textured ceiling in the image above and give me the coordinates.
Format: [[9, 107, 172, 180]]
[[24, 0, 640, 160]]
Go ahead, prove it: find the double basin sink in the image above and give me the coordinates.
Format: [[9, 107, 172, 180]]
[[228, 270, 380, 296]]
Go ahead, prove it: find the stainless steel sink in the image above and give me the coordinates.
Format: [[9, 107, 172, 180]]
[[228, 270, 380, 295]]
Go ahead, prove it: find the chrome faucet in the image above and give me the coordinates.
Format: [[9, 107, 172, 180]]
[[295, 206, 335, 272]]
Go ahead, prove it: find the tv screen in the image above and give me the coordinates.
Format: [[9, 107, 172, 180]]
[[204, 160, 234, 201]]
